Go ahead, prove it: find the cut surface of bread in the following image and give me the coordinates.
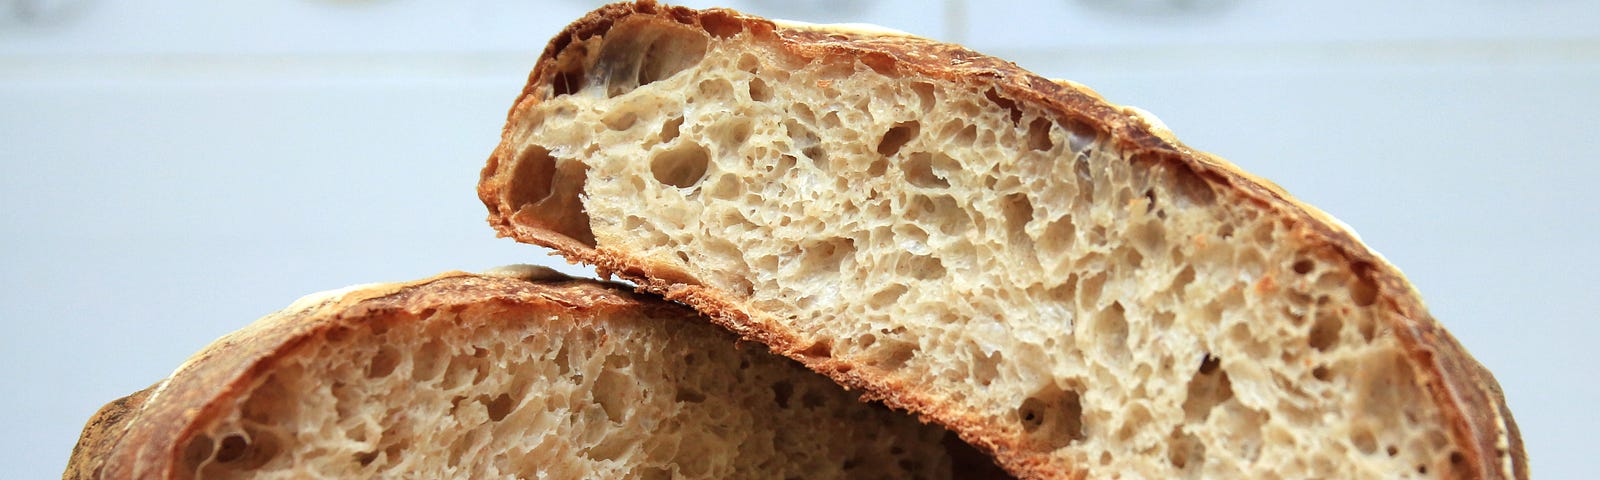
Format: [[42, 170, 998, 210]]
[[66, 267, 990, 479], [479, 2, 1526, 479]]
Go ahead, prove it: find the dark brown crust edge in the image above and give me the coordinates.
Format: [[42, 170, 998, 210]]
[[65, 270, 706, 479], [478, 2, 1526, 479], [65, 383, 158, 480]]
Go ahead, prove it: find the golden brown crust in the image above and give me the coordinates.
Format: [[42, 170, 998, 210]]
[[478, 2, 1524, 478], [65, 383, 158, 480], [68, 270, 700, 479]]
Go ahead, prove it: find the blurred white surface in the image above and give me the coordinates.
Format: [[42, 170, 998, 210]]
[[4, 1, 1596, 478]]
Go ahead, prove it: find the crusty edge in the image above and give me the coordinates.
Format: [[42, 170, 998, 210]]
[[64, 383, 159, 480], [478, 2, 1525, 479], [73, 270, 696, 479]]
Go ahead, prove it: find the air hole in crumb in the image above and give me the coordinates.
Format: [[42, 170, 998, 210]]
[[507, 146, 557, 206], [1351, 274, 1379, 307], [704, 173, 742, 200], [1038, 216, 1077, 257], [324, 326, 351, 343], [366, 346, 399, 379], [484, 393, 515, 421], [1309, 313, 1342, 352], [214, 434, 249, 463], [1167, 428, 1205, 471], [1312, 365, 1332, 381], [1078, 272, 1107, 306], [1017, 384, 1085, 449], [972, 350, 1002, 386], [1387, 445, 1400, 457], [1183, 354, 1234, 422], [1152, 311, 1175, 330], [907, 194, 970, 235], [984, 88, 1023, 124], [1001, 193, 1036, 253], [902, 152, 951, 188], [874, 339, 918, 370], [699, 11, 743, 38], [711, 118, 752, 148], [800, 340, 832, 359], [867, 157, 889, 176], [898, 255, 946, 280], [651, 143, 710, 188], [1172, 266, 1196, 292], [214, 429, 278, 470], [1357, 316, 1377, 343], [411, 338, 446, 382], [737, 53, 760, 73], [1168, 164, 1216, 206], [910, 81, 936, 112], [1116, 405, 1151, 441], [660, 116, 684, 142], [1027, 117, 1054, 151], [803, 144, 829, 170], [748, 77, 772, 102], [1449, 451, 1465, 465], [955, 124, 978, 145], [868, 284, 907, 308], [1091, 302, 1130, 363], [592, 370, 631, 423], [1063, 117, 1099, 152], [861, 51, 898, 75], [382, 442, 404, 464], [1293, 259, 1315, 275], [798, 237, 856, 277], [508, 145, 594, 247], [552, 68, 583, 97], [877, 121, 920, 157], [820, 110, 842, 128], [1352, 428, 1378, 455], [1073, 156, 1095, 201], [771, 380, 794, 408], [595, 19, 709, 97]]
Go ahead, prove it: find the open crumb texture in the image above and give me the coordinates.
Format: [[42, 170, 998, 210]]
[[67, 270, 973, 479], [479, 2, 1525, 479]]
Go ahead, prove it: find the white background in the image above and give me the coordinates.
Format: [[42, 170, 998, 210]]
[[4, 1, 1595, 478]]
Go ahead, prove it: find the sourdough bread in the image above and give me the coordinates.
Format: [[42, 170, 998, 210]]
[[66, 267, 986, 479], [479, 2, 1525, 479]]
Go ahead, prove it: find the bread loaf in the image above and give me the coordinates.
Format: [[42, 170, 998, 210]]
[[478, 2, 1526, 478], [66, 267, 988, 479]]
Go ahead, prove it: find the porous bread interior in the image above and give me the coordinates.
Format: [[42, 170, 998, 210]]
[[179, 298, 954, 479], [494, 17, 1471, 479]]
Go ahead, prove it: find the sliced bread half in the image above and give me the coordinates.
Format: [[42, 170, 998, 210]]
[[478, 2, 1524, 478], [66, 267, 990, 479]]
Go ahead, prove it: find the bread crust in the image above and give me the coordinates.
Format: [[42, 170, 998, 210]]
[[478, 2, 1525, 478], [64, 269, 713, 479]]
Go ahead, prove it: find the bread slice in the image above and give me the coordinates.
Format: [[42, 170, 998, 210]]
[[478, 2, 1526, 479], [65, 267, 995, 479]]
